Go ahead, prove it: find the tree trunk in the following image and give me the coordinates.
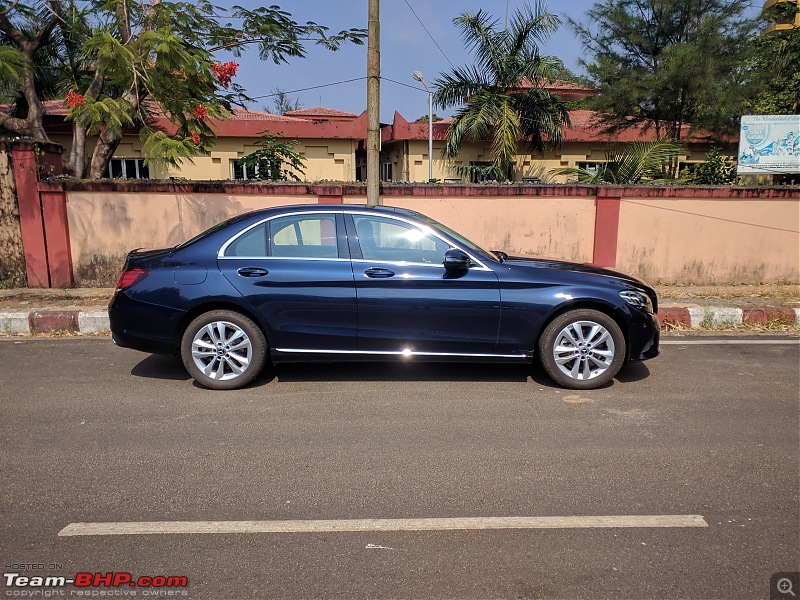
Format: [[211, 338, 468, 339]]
[[68, 122, 89, 178], [87, 125, 121, 179], [87, 87, 140, 179]]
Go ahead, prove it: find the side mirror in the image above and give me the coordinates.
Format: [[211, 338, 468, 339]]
[[443, 248, 471, 270]]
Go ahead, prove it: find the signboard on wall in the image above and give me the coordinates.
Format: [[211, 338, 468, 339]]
[[737, 115, 800, 174]]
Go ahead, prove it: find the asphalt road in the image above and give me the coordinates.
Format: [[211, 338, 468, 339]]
[[0, 336, 798, 599]]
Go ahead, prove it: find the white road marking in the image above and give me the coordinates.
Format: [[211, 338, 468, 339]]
[[58, 515, 708, 536], [661, 339, 799, 345]]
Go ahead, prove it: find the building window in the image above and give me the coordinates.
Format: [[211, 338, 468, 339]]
[[108, 158, 149, 179], [577, 161, 607, 174], [380, 162, 393, 182], [232, 159, 257, 180]]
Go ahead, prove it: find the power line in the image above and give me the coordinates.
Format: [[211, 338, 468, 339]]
[[402, 0, 455, 69], [382, 77, 427, 92], [249, 77, 367, 100]]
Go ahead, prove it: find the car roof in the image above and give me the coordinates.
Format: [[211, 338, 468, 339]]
[[245, 204, 419, 218]]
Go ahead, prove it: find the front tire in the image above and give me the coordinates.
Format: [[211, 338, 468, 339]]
[[181, 310, 267, 390], [538, 309, 625, 390]]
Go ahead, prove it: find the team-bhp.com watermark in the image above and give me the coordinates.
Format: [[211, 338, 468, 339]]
[[4, 567, 188, 597]]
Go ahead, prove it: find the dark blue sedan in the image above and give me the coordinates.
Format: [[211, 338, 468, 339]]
[[109, 204, 659, 390]]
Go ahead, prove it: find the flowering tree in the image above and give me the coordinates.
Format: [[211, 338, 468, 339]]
[[0, 1, 365, 178]]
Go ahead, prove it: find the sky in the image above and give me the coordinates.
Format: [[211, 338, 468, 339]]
[[216, 0, 765, 122]]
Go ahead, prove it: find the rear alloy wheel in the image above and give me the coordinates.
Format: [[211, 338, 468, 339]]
[[538, 309, 625, 389], [181, 310, 267, 390]]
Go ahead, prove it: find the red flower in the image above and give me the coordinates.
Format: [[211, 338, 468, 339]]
[[66, 90, 85, 109], [211, 61, 239, 89], [192, 104, 208, 120], [190, 131, 201, 145]]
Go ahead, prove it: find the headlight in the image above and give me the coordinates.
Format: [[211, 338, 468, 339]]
[[619, 289, 653, 313]]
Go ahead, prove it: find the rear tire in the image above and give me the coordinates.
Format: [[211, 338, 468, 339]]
[[538, 309, 625, 390], [181, 310, 267, 390]]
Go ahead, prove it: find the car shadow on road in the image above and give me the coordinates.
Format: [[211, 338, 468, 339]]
[[269, 361, 534, 383], [130, 355, 651, 388], [130, 354, 192, 381]]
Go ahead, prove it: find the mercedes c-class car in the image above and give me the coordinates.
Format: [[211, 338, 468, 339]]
[[109, 204, 659, 390]]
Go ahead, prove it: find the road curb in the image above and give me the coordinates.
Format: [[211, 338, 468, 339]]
[[0, 307, 797, 336], [0, 309, 111, 335]]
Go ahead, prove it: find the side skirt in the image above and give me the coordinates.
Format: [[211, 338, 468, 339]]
[[271, 348, 533, 364]]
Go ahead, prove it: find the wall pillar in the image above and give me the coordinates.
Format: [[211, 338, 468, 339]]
[[7, 141, 65, 288], [313, 185, 344, 204], [40, 189, 73, 288], [592, 194, 621, 268]]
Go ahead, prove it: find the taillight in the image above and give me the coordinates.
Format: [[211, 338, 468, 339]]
[[116, 267, 149, 291]]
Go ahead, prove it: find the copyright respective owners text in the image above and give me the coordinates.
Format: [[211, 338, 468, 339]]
[[772, 572, 800, 600], [3, 563, 190, 597]]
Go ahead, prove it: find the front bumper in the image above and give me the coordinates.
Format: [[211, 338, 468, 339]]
[[630, 312, 660, 362]]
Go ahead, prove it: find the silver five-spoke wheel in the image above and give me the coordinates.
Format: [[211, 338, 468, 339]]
[[539, 309, 626, 389], [181, 310, 267, 390]]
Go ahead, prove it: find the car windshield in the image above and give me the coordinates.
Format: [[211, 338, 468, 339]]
[[410, 212, 500, 263]]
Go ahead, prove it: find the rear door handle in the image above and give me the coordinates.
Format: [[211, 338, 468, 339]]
[[237, 267, 269, 277], [364, 267, 395, 278]]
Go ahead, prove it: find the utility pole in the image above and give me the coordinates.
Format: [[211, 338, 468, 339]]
[[366, 0, 380, 207]]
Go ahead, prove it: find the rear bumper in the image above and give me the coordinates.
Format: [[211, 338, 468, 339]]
[[108, 292, 185, 355]]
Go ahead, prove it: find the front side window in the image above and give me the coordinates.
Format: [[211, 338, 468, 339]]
[[353, 215, 450, 264], [269, 214, 339, 259]]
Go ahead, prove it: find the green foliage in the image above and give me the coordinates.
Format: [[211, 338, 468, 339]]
[[414, 114, 444, 123], [451, 163, 506, 182], [748, 3, 800, 114], [68, 96, 134, 136], [0, 1, 366, 176], [140, 129, 198, 169], [239, 133, 306, 181], [270, 88, 302, 115], [686, 148, 737, 185], [551, 139, 684, 184], [433, 2, 570, 179], [571, 0, 759, 141], [0, 46, 24, 84]]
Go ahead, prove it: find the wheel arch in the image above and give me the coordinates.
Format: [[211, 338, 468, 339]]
[[173, 301, 273, 356], [535, 300, 631, 363]]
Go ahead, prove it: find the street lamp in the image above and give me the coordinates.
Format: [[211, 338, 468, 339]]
[[412, 70, 433, 182]]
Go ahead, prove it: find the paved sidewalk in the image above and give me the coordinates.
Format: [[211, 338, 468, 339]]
[[0, 285, 798, 335]]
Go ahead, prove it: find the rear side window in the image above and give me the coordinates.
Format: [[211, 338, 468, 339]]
[[269, 214, 339, 259], [225, 223, 267, 257]]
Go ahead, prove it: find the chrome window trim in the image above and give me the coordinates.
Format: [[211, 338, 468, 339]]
[[350, 258, 492, 272], [218, 256, 351, 262], [217, 210, 341, 259], [274, 348, 531, 359], [346, 210, 490, 270], [216, 208, 490, 270]]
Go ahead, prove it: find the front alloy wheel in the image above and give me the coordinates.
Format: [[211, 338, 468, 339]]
[[181, 310, 266, 390], [539, 309, 625, 389]]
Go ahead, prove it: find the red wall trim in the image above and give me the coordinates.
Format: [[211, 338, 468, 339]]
[[40, 190, 73, 288], [318, 195, 343, 204], [592, 196, 622, 268], [10, 145, 49, 287]]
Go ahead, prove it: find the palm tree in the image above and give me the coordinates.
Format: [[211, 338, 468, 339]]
[[433, 2, 570, 180], [550, 140, 684, 184]]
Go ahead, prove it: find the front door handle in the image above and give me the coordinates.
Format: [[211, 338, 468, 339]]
[[237, 267, 269, 277], [364, 267, 395, 278]]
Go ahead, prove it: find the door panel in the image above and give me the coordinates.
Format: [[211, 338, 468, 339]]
[[218, 213, 357, 351], [347, 214, 501, 354]]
